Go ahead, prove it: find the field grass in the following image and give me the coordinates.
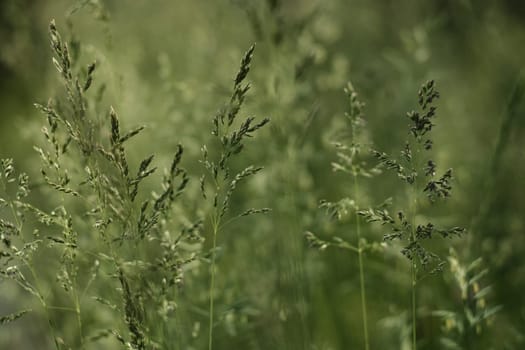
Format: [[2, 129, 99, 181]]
[[1, 1, 525, 349]]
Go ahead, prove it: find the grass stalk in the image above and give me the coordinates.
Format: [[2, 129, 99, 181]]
[[354, 176, 370, 350], [411, 261, 417, 350], [22, 257, 61, 350], [410, 144, 421, 350], [72, 278, 84, 348], [208, 216, 219, 350], [1, 176, 61, 350]]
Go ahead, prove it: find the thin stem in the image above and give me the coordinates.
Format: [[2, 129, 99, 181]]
[[409, 195, 418, 350], [57, 190, 84, 349], [22, 257, 61, 350], [411, 260, 417, 350], [1, 177, 60, 350], [354, 175, 370, 350], [410, 143, 421, 350], [72, 278, 84, 348], [208, 216, 219, 350]]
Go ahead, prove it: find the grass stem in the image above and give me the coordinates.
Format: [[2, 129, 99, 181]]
[[354, 176, 370, 350], [410, 144, 421, 350], [208, 217, 219, 350], [411, 261, 417, 350]]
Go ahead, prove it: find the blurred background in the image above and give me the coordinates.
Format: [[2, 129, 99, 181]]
[[1, 0, 524, 349]]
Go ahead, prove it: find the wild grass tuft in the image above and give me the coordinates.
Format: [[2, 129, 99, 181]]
[[360, 80, 466, 349], [201, 43, 270, 350], [4, 20, 201, 350], [306, 81, 381, 350]]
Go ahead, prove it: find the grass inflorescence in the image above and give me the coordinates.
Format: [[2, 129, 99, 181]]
[[306, 81, 382, 350], [200, 43, 270, 350], [2, 3, 519, 350], [359, 81, 466, 349]]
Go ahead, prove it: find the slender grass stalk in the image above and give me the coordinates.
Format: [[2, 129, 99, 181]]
[[308, 82, 376, 350], [410, 187, 417, 350], [21, 257, 61, 350], [1, 171, 61, 349], [208, 216, 219, 350], [410, 143, 421, 350], [353, 176, 370, 350], [411, 261, 416, 350], [410, 201, 417, 350], [72, 276, 84, 348], [202, 44, 269, 350]]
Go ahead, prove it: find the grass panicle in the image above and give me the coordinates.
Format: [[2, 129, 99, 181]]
[[307, 82, 382, 350], [201, 44, 270, 350], [362, 81, 466, 349]]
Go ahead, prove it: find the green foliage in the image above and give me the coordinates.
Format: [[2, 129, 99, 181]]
[[1, 1, 525, 350]]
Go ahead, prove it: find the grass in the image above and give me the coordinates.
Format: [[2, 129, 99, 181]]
[[202, 43, 270, 350], [307, 82, 378, 350], [363, 81, 465, 349], [1, 1, 524, 349]]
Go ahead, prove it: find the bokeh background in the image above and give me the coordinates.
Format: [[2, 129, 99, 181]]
[[1, 0, 525, 349]]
